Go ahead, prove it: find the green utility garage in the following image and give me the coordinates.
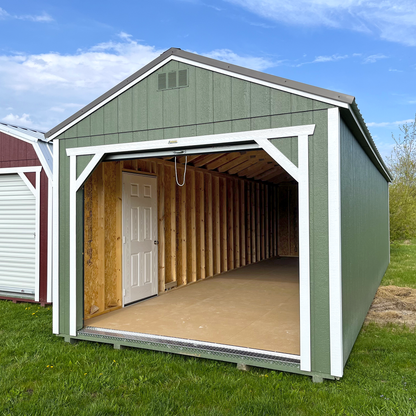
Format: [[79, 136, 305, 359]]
[[47, 48, 390, 380]]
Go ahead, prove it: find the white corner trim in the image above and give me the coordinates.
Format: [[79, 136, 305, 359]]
[[34, 169, 41, 302], [66, 125, 316, 157], [52, 139, 60, 334], [69, 155, 77, 336], [298, 134, 311, 372], [328, 107, 343, 378], [47, 179, 53, 304]]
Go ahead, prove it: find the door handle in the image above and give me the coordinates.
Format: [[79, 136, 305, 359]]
[[154, 240, 159, 245]]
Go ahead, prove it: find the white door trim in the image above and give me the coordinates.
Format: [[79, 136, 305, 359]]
[[53, 139, 60, 334], [0, 166, 42, 302], [67, 124, 314, 374]]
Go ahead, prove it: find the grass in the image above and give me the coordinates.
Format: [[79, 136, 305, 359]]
[[382, 239, 416, 288], [1, 243, 415, 415]]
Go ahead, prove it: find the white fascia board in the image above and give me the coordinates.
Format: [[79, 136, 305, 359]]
[[34, 170, 41, 302], [174, 56, 349, 109], [69, 155, 77, 336], [66, 125, 316, 157], [48, 56, 175, 141], [48, 51, 345, 142], [347, 105, 391, 181], [33, 141, 53, 181], [47, 179, 53, 304], [328, 107, 343, 378], [0, 125, 39, 144]]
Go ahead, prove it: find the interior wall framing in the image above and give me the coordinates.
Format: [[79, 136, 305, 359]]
[[83, 157, 298, 320]]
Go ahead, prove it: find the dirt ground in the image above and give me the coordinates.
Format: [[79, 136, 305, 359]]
[[365, 285, 416, 328]]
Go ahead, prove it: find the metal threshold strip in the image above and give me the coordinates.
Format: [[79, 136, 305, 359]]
[[79, 326, 300, 366]]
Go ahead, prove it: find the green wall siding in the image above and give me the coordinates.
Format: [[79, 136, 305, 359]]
[[340, 119, 390, 364], [56, 61, 337, 374]]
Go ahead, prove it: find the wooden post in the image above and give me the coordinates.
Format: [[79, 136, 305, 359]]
[[221, 177, 228, 272], [240, 181, 246, 266], [213, 176, 221, 274], [234, 178, 240, 268], [205, 173, 214, 278], [197, 171, 206, 280]]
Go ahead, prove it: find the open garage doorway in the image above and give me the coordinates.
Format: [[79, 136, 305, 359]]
[[81, 148, 300, 357]]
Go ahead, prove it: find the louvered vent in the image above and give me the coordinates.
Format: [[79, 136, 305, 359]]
[[158, 73, 167, 90], [178, 69, 188, 87], [168, 71, 177, 89], [157, 69, 188, 91]]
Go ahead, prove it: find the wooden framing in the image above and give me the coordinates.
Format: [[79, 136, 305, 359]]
[[83, 155, 299, 320]]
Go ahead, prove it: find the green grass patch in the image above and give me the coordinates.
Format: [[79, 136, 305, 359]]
[[1, 302, 415, 415], [382, 240, 416, 288], [1, 242, 416, 415]]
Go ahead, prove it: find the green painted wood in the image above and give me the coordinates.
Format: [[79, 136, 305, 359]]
[[132, 80, 148, 132], [340, 118, 389, 365], [232, 119, 251, 133], [133, 130, 149, 142], [76, 155, 93, 178], [118, 88, 133, 133], [179, 62, 197, 126], [231, 78, 250, 120], [251, 116, 271, 132], [214, 121, 232, 134], [179, 125, 196, 138], [195, 68, 213, 125], [147, 66, 164, 130], [65, 124, 78, 139], [291, 95, 313, 113], [78, 117, 91, 138], [213, 72, 232, 122], [104, 99, 118, 134], [163, 127, 180, 140], [90, 108, 104, 136], [270, 137, 298, 167], [104, 133, 118, 145], [119, 132, 134, 144], [251, 83, 271, 118], [313, 100, 333, 111], [271, 90, 291, 115]]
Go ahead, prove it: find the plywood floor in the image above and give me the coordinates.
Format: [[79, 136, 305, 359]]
[[86, 257, 300, 355]]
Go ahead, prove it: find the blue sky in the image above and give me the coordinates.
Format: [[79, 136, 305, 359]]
[[0, 0, 415, 159]]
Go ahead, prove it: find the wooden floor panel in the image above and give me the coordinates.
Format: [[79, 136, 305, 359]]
[[86, 257, 300, 355]]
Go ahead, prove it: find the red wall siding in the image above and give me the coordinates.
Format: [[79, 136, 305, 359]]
[[0, 131, 49, 303]]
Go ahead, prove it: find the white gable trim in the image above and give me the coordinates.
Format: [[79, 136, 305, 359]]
[[48, 54, 347, 141]]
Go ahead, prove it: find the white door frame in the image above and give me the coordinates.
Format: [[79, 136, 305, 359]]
[[0, 166, 42, 301], [66, 125, 315, 372]]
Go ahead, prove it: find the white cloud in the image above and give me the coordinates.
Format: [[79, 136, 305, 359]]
[[0, 36, 278, 132], [363, 54, 388, 64], [0, 7, 53, 22], [225, 0, 416, 46], [202, 49, 278, 71], [367, 119, 414, 128], [1, 113, 34, 128], [294, 54, 348, 67], [389, 68, 403, 73]]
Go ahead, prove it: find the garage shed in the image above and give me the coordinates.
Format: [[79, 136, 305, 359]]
[[47, 48, 390, 380], [0, 123, 53, 305]]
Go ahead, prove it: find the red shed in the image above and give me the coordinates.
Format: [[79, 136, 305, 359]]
[[0, 123, 53, 306]]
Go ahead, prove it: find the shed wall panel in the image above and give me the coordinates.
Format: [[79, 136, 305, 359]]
[[340, 119, 389, 364]]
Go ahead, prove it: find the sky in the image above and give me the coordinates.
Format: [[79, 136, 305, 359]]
[[0, 0, 415, 160]]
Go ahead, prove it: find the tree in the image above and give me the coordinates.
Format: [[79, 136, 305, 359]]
[[387, 115, 416, 240]]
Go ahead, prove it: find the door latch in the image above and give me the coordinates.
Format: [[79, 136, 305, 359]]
[[154, 240, 159, 245]]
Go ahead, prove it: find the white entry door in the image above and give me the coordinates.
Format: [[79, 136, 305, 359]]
[[122, 173, 158, 305]]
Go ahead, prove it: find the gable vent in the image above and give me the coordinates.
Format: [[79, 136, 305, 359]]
[[157, 69, 188, 91], [178, 69, 188, 87], [168, 71, 177, 89], [158, 73, 167, 90]]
